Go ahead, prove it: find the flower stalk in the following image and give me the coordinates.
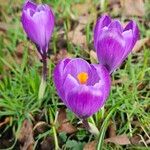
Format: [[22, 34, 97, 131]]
[[21, 0, 54, 103], [82, 119, 90, 131], [38, 53, 47, 102]]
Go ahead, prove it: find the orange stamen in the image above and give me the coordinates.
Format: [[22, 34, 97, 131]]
[[77, 72, 88, 84]]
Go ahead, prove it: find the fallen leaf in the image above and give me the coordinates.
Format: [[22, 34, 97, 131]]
[[57, 108, 77, 134], [105, 134, 131, 145], [108, 121, 116, 138], [112, 77, 128, 86], [109, 0, 120, 4], [33, 121, 50, 136], [0, 117, 10, 128], [50, 49, 72, 64], [133, 38, 150, 53], [108, 0, 121, 16], [18, 119, 34, 150], [130, 135, 141, 145], [72, 0, 93, 16], [0, 22, 16, 32], [83, 141, 97, 150], [16, 42, 25, 58], [78, 13, 96, 25], [121, 0, 145, 16], [137, 82, 147, 91], [40, 136, 55, 150], [90, 50, 98, 63], [146, 139, 150, 145], [58, 122, 77, 134], [68, 24, 86, 46], [57, 108, 67, 124]]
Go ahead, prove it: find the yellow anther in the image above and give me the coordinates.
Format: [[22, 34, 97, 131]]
[[77, 72, 88, 84]]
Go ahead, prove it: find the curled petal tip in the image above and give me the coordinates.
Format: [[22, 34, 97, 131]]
[[23, 0, 37, 11]]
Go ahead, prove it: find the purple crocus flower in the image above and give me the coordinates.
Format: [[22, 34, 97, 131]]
[[21, 0, 54, 55], [94, 15, 139, 74], [53, 58, 111, 119]]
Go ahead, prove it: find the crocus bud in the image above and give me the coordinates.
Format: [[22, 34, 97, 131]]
[[53, 58, 111, 119], [21, 0, 54, 55], [94, 15, 139, 74]]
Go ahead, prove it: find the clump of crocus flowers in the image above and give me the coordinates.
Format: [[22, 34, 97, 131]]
[[53, 15, 139, 122], [21, 1, 139, 130]]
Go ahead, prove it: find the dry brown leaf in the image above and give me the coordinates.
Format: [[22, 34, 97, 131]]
[[58, 121, 77, 134], [18, 119, 34, 150], [40, 136, 55, 150], [90, 50, 98, 63], [57, 108, 77, 134], [72, 0, 93, 16], [137, 82, 147, 91], [78, 13, 96, 25], [130, 135, 141, 145], [0, 22, 16, 32], [16, 42, 25, 58], [108, 0, 121, 16], [105, 134, 131, 145], [68, 24, 86, 46], [33, 121, 50, 136], [112, 77, 128, 86], [109, 0, 120, 4], [57, 108, 67, 124], [121, 0, 145, 16], [0, 117, 10, 128], [0, 75, 3, 80], [50, 49, 72, 64], [133, 37, 150, 53], [83, 141, 97, 150], [108, 121, 116, 138]]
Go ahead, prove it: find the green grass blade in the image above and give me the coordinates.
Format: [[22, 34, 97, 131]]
[[96, 101, 122, 150]]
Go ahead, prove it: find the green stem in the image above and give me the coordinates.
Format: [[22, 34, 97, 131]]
[[52, 125, 60, 150], [96, 102, 121, 150], [38, 56, 47, 105], [49, 109, 60, 150], [100, 0, 107, 12], [82, 119, 90, 131], [37, 0, 42, 3]]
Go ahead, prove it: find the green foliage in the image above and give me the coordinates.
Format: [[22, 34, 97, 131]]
[[65, 140, 85, 150], [0, 0, 149, 149]]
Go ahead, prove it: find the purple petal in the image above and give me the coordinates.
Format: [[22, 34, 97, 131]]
[[23, 0, 37, 11], [124, 20, 139, 47], [94, 15, 111, 48], [66, 65, 111, 119], [32, 9, 54, 51], [66, 85, 103, 119], [122, 29, 133, 59], [108, 20, 123, 33], [86, 65, 100, 86], [21, 11, 38, 45], [92, 64, 111, 100], [53, 58, 71, 99], [96, 29, 126, 73], [62, 74, 79, 104], [63, 58, 93, 83]]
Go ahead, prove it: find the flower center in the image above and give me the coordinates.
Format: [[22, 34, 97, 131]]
[[77, 72, 88, 84]]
